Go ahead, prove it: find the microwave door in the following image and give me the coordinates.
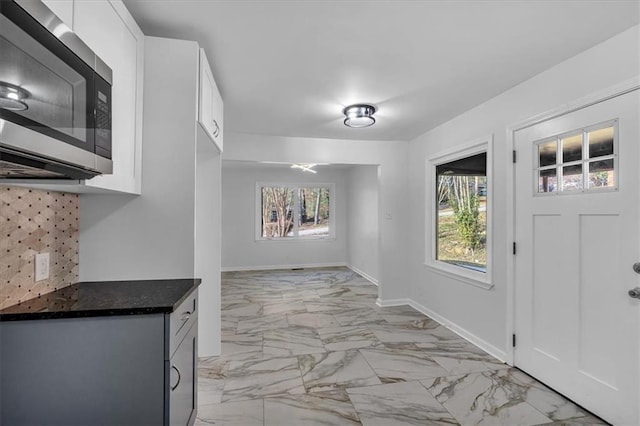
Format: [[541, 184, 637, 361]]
[[0, 31, 87, 140], [0, 3, 95, 152]]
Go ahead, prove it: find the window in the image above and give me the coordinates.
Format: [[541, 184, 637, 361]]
[[257, 184, 334, 240], [536, 121, 617, 194], [426, 137, 492, 289], [436, 153, 487, 273]]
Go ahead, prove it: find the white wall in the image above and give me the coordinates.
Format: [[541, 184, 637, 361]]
[[79, 37, 199, 281], [221, 164, 348, 270], [406, 26, 639, 359], [80, 37, 222, 357], [222, 134, 409, 301], [346, 166, 379, 284], [195, 126, 222, 356]]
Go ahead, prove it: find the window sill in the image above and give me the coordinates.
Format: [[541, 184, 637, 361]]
[[255, 236, 336, 243], [423, 261, 494, 290]]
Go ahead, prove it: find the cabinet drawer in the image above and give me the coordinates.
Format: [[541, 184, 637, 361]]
[[168, 290, 198, 358]]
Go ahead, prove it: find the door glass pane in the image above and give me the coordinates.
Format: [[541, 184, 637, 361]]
[[562, 164, 583, 191], [588, 159, 615, 189], [538, 141, 557, 167], [588, 126, 614, 158], [261, 187, 294, 238], [561, 133, 583, 163], [538, 168, 557, 193]]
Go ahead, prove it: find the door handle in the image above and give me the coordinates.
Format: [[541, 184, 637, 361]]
[[629, 287, 640, 299], [633, 263, 640, 274], [171, 365, 181, 391]]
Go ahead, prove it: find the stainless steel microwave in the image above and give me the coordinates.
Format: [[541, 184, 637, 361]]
[[0, 0, 112, 179]]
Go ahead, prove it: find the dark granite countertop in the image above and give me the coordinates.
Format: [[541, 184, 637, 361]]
[[0, 279, 201, 321]]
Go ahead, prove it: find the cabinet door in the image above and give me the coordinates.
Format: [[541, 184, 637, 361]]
[[198, 49, 223, 152], [74, 0, 144, 194], [169, 323, 197, 426], [212, 78, 223, 151], [1, 314, 166, 426]]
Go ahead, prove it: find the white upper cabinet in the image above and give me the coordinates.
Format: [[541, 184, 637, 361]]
[[198, 49, 223, 152], [24, 0, 144, 194], [42, 0, 74, 28], [74, 0, 144, 194]]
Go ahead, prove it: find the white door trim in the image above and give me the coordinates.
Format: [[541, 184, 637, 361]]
[[504, 76, 640, 366]]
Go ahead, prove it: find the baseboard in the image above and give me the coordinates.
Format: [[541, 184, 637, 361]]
[[347, 264, 379, 286], [375, 297, 507, 363], [376, 298, 412, 307], [408, 299, 507, 363], [221, 262, 347, 272]]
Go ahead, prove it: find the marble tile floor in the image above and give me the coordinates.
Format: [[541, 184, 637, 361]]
[[196, 267, 606, 426]]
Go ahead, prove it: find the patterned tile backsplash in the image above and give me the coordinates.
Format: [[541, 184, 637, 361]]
[[0, 186, 79, 310]]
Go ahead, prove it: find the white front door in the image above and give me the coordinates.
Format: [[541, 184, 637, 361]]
[[514, 89, 639, 425]]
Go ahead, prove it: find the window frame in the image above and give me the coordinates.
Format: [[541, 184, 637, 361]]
[[255, 182, 336, 242], [425, 136, 493, 289]]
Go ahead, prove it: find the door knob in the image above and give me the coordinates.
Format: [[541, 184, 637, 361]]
[[629, 287, 640, 299], [633, 263, 640, 274]]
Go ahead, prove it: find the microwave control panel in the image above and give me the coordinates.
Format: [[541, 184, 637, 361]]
[[94, 76, 112, 158]]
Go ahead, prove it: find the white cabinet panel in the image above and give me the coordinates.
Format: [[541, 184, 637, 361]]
[[74, 0, 144, 194], [42, 0, 74, 28], [198, 49, 223, 152]]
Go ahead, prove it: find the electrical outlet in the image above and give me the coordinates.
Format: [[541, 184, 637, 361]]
[[35, 252, 50, 282]]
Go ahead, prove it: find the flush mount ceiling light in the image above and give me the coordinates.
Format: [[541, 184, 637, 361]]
[[0, 82, 30, 111], [343, 104, 377, 128]]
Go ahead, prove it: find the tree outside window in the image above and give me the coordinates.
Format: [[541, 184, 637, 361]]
[[260, 186, 331, 239], [436, 153, 487, 272]]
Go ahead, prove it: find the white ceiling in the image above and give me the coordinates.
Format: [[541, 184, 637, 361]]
[[123, 0, 639, 142]]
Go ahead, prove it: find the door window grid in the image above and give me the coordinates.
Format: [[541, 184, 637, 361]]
[[535, 121, 617, 195]]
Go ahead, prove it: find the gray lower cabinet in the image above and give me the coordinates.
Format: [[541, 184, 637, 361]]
[[0, 290, 198, 426], [168, 322, 197, 426], [167, 290, 198, 426]]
